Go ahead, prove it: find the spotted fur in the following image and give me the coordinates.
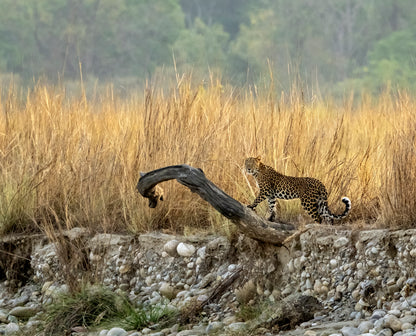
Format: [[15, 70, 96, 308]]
[[245, 157, 351, 224]]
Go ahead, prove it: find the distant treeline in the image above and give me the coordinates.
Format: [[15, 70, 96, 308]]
[[0, 0, 415, 93]]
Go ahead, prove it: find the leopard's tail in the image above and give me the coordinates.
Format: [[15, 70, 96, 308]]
[[327, 197, 351, 220]]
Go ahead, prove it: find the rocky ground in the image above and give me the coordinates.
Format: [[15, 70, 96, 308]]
[[1, 225, 416, 336]]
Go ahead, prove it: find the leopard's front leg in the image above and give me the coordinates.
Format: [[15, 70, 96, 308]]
[[247, 192, 266, 211]]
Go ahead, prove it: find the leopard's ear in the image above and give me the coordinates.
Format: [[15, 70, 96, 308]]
[[255, 156, 261, 162]]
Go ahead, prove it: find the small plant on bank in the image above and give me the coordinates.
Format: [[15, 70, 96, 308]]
[[236, 303, 263, 322], [42, 284, 177, 335]]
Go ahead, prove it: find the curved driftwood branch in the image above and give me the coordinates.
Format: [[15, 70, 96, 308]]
[[136, 165, 295, 245]]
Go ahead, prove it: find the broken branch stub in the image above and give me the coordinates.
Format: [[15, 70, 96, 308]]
[[136, 164, 295, 245]]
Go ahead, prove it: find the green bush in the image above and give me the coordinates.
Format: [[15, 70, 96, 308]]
[[43, 284, 177, 335]]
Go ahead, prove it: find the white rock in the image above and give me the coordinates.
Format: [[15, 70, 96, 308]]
[[177, 243, 196, 257], [330, 259, 338, 268], [99, 330, 109, 336], [107, 327, 127, 336]]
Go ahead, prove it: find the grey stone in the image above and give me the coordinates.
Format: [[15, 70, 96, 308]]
[[334, 237, 350, 248], [159, 282, 177, 300], [340, 326, 361, 336], [400, 315, 416, 325], [0, 311, 7, 323], [384, 314, 402, 332], [176, 329, 204, 336], [164, 240, 180, 257], [376, 329, 393, 336], [206, 321, 224, 334], [227, 322, 247, 332], [9, 306, 38, 319], [5, 322, 19, 334], [359, 320, 374, 333]]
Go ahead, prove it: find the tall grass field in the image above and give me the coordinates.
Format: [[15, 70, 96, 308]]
[[1, 78, 416, 236]]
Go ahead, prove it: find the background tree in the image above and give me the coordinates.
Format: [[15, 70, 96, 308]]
[[0, 0, 415, 93]]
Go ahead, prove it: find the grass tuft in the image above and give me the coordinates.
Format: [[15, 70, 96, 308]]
[[42, 284, 176, 335]]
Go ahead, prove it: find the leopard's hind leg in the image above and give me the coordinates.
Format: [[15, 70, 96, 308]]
[[301, 198, 322, 224]]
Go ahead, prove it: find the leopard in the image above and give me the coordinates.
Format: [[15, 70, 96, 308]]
[[244, 156, 351, 224]]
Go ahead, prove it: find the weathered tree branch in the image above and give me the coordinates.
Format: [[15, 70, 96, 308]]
[[136, 165, 295, 245]]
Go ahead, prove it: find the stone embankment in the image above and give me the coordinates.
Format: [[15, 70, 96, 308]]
[[1, 225, 416, 335]]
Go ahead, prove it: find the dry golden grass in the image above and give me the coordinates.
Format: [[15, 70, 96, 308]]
[[1, 77, 416, 236]]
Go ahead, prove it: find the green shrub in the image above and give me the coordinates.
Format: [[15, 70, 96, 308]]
[[43, 284, 177, 335]]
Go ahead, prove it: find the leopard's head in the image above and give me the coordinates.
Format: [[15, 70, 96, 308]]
[[245, 156, 262, 175]]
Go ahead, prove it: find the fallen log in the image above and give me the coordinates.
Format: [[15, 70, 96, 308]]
[[136, 164, 295, 245]]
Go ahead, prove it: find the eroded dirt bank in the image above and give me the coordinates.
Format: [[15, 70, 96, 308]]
[[1, 226, 416, 335]]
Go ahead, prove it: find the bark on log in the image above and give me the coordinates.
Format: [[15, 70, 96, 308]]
[[136, 164, 295, 245]]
